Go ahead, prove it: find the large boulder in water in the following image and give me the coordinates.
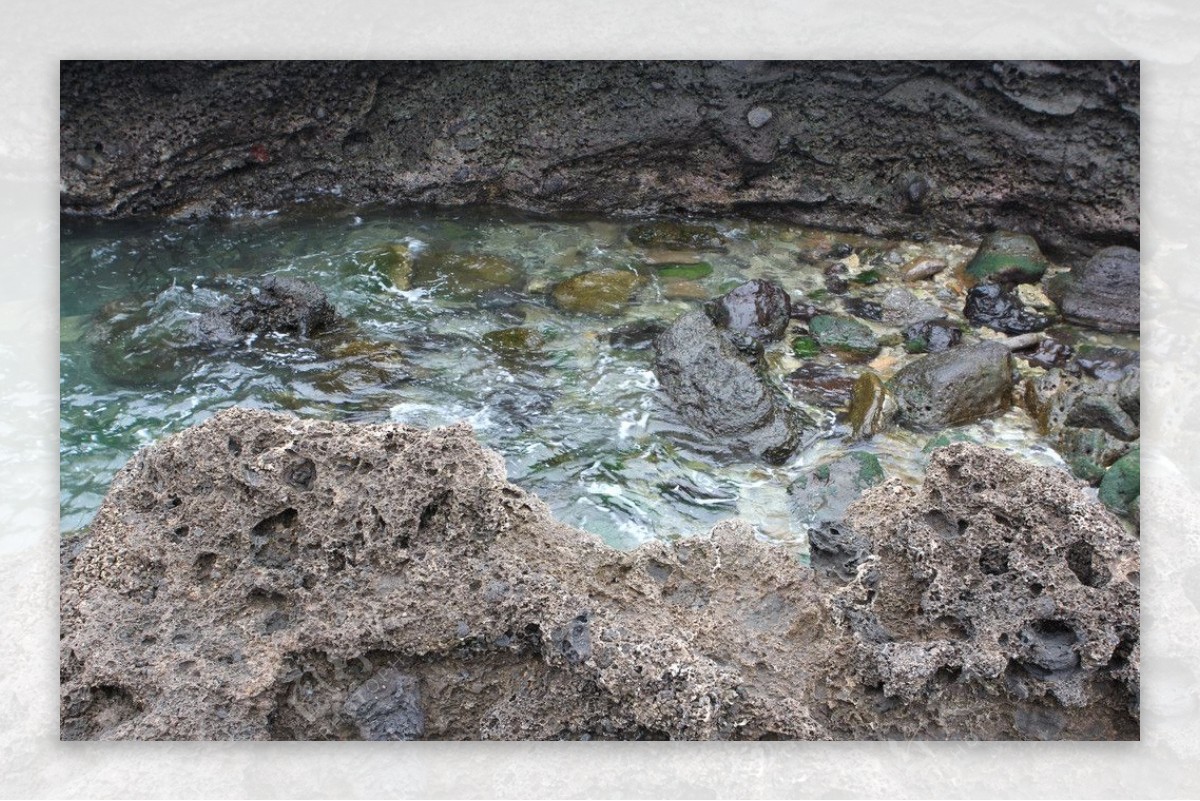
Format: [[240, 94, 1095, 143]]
[[59, 412, 1140, 740], [887, 341, 1014, 430], [190, 276, 341, 347], [653, 309, 814, 464], [1058, 246, 1140, 333]]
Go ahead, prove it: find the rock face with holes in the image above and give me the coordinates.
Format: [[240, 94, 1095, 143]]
[[60, 410, 1139, 740]]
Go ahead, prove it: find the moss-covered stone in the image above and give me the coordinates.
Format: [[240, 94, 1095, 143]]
[[809, 315, 881, 360], [411, 251, 523, 296], [922, 430, 975, 453], [965, 231, 1049, 284], [847, 371, 893, 440], [655, 262, 713, 280], [627, 221, 723, 250], [791, 335, 820, 358], [1098, 448, 1139, 515], [552, 269, 645, 316]]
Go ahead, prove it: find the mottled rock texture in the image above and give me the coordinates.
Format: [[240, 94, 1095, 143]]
[[60, 60, 1138, 260], [60, 410, 1139, 740]]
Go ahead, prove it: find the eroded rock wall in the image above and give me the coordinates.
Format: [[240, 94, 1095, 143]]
[[60, 60, 1138, 260], [60, 409, 1139, 740]]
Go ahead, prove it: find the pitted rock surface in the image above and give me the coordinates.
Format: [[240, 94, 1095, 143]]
[[61, 409, 1139, 740]]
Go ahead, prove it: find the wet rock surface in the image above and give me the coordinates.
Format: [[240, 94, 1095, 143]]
[[788, 451, 884, 580], [888, 341, 1014, 431], [964, 231, 1050, 284], [653, 310, 813, 464], [60, 411, 1140, 740], [1059, 246, 1140, 333], [964, 283, 1052, 335], [708, 279, 791, 343], [60, 61, 1138, 259], [190, 276, 342, 347]]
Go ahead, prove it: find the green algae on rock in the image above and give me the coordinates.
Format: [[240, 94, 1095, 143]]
[[412, 251, 523, 296], [790, 335, 819, 358], [1099, 447, 1140, 516], [654, 262, 713, 280], [964, 231, 1049, 285], [808, 314, 881, 360], [482, 326, 545, 353], [551, 268, 644, 316]]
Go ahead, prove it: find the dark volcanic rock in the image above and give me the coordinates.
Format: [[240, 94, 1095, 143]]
[[60, 61, 1138, 258], [59, 413, 1140, 740], [964, 283, 1052, 335], [1059, 246, 1140, 333], [653, 310, 813, 464], [190, 276, 341, 347], [708, 279, 792, 343], [888, 341, 1014, 430]]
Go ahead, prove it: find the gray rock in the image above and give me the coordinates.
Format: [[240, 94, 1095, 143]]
[[887, 341, 1013, 430], [880, 287, 946, 327], [342, 668, 424, 740], [654, 310, 814, 464], [746, 106, 773, 128], [190, 276, 341, 347], [1060, 246, 1140, 333]]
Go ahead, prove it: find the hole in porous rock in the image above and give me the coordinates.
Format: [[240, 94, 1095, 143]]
[[1020, 620, 1080, 678], [1107, 635, 1137, 671], [286, 457, 317, 491], [646, 561, 673, 584], [923, 509, 960, 540], [252, 508, 300, 568], [934, 665, 963, 684], [979, 544, 1010, 575], [1066, 540, 1109, 588], [263, 610, 291, 634], [194, 552, 218, 581], [1029, 582, 1044, 596], [227, 437, 242, 455], [169, 525, 190, 542], [302, 573, 318, 590]]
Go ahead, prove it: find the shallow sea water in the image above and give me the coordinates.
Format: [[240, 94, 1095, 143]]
[[60, 207, 1129, 552]]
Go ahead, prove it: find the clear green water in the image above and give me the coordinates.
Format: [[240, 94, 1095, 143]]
[[60, 207, 1122, 550]]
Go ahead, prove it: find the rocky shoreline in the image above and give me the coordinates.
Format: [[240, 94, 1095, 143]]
[[59, 60, 1140, 740]]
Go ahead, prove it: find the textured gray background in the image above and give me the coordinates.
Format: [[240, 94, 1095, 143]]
[[2, 0, 1197, 797]]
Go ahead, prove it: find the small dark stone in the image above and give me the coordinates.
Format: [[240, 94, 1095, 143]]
[[964, 283, 1051, 335], [190, 276, 341, 348], [843, 297, 883, 322], [609, 319, 668, 351], [903, 319, 962, 354], [826, 243, 854, 259], [1023, 337, 1073, 370]]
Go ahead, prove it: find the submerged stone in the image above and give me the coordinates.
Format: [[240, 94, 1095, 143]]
[[411, 251, 523, 296], [655, 262, 713, 280], [551, 268, 644, 316], [965, 231, 1049, 284], [608, 319, 667, 350], [880, 287, 945, 327], [785, 362, 857, 408], [809, 315, 881, 360], [627, 220, 724, 250], [791, 335, 819, 359], [482, 326, 545, 353], [190, 275, 342, 348]]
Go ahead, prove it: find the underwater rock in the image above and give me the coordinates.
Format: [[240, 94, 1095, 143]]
[[708, 279, 792, 343], [190, 276, 342, 348], [482, 326, 545, 354], [608, 319, 667, 351], [59, 412, 1139, 740], [627, 221, 724, 250], [787, 451, 884, 581], [551, 268, 644, 316], [785, 362, 857, 409], [653, 309, 814, 464], [1059, 246, 1140, 333], [887, 341, 1013, 430], [411, 251, 523, 297], [964, 283, 1051, 335], [964, 231, 1049, 284], [880, 287, 946, 327], [808, 315, 881, 360]]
